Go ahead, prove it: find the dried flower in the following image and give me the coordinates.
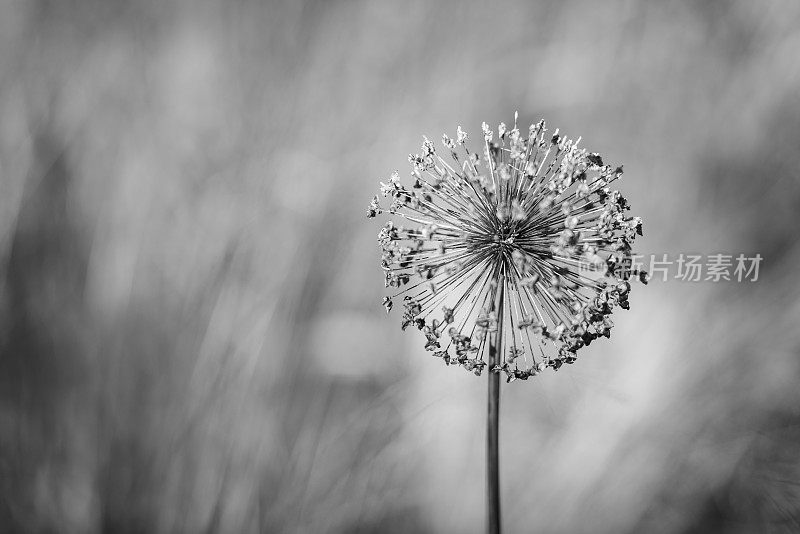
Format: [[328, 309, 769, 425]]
[[368, 116, 645, 381]]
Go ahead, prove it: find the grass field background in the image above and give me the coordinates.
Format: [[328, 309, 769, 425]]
[[1, 1, 799, 532]]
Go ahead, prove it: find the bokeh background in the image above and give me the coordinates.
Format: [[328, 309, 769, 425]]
[[1, 1, 799, 532]]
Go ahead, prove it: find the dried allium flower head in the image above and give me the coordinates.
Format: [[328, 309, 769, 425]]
[[368, 115, 646, 382]]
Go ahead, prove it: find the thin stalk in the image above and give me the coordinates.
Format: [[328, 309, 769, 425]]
[[487, 280, 504, 534]]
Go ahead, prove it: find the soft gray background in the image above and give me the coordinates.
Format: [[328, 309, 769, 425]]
[[1, 1, 799, 533]]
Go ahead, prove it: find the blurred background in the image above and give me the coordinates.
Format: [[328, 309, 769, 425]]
[[1, 1, 799, 532]]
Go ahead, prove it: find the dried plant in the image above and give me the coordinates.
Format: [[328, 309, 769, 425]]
[[368, 114, 646, 533]]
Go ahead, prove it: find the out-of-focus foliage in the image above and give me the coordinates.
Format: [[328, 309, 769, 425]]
[[0, 1, 799, 532]]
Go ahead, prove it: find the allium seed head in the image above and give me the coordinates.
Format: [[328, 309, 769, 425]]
[[368, 117, 646, 382]]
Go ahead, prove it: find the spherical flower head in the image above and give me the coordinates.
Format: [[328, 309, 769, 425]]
[[367, 116, 646, 382]]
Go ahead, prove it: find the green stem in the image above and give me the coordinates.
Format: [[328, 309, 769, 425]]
[[487, 282, 504, 534]]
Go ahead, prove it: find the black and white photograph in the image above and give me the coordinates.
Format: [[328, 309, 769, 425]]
[[0, 1, 798, 533]]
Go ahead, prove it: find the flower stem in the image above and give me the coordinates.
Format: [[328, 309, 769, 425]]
[[487, 281, 504, 534]]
